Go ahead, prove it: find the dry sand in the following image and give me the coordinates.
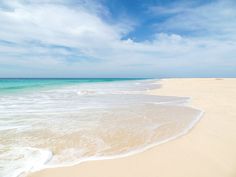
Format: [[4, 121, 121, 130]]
[[28, 78, 236, 177]]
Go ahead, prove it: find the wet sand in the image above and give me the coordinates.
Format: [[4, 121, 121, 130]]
[[28, 78, 236, 177]]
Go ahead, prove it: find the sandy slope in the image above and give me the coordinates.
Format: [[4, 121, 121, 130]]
[[28, 78, 236, 177]]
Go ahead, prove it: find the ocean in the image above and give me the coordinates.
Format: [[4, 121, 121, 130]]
[[0, 79, 202, 177]]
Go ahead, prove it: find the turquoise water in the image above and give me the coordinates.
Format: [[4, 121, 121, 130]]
[[0, 78, 144, 94]]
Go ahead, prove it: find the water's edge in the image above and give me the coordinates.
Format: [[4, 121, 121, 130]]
[[24, 79, 204, 177]]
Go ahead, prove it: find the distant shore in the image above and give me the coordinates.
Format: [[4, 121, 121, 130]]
[[28, 78, 236, 177]]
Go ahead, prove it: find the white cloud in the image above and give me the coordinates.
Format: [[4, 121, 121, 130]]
[[151, 0, 236, 40], [0, 0, 235, 77]]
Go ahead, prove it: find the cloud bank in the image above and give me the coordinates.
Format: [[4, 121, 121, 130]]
[[0, 0, 235, 77]]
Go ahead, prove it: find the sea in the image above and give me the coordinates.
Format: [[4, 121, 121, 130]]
[[0, 78, 202, 177]]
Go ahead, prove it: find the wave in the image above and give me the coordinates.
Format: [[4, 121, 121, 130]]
[[0, 147, 52, 177], [0, 79, 203, 177]]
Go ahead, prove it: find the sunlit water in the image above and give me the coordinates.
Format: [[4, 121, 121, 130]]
[[0, 79, 202, 177]]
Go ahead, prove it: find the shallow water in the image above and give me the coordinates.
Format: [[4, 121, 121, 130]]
[[0, 79, 202, 177]]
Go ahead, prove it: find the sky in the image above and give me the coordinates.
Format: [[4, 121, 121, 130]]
[[0, 0, 235, 78]]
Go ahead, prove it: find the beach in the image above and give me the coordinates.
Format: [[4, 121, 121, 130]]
[[1, 78, 200, 177], [27, 78, 236, 177]]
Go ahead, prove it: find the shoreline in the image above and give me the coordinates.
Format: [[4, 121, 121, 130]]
[[28, 104, 203, 173], [28, 78, 236, 177], [26, 78, 203, 172]]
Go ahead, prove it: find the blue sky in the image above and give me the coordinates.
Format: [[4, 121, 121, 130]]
[[0, 0, 235, 78]]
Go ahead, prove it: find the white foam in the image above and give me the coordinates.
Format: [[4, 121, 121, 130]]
[[0, 147, 52, 177], [0, 79, 205, 177], [0, 125, 32, 131]]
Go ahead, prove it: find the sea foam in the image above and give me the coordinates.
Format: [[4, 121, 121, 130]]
[[0, 79, 202, 177]]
